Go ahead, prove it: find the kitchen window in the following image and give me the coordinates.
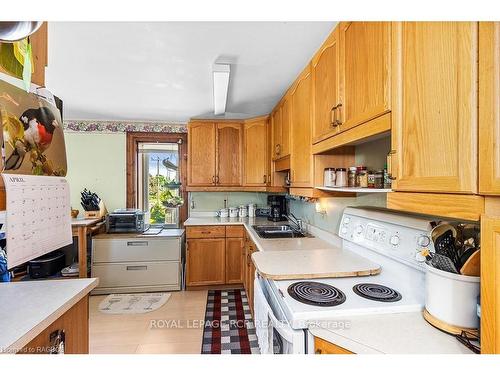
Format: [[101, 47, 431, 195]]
[[126, 132, 187, 228]]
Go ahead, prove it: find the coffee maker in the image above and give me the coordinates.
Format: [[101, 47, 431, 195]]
[[267, 195, 287, 222]]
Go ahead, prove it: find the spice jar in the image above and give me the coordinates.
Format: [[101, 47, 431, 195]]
[[335, 168, 347, 187], [367, 171, 376, 188], [348, 167, 357, 188], [358, 167, 368, 188], [374, 170, 384, 189], [324, 168, 336, 187]]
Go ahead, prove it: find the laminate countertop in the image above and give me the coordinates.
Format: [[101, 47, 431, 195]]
[[184, 216, 341, 252], [309, 312, 472, 354], [0, 278, 98, 354]]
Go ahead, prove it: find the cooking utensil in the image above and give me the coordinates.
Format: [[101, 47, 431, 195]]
[[421, 249, 459, 274], [431, 223, 457, 244], [460, 250, 480, 277], [433, 229, 460, 270]]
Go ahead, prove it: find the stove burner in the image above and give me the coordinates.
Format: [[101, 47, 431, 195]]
[[352, 283, 402, 302], [287, 282, 346, 307]]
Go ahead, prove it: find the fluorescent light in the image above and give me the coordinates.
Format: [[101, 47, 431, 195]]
[[213, 63, 230, 115]]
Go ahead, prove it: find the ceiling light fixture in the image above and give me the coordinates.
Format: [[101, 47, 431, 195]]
[[212, 63, 230, 115]]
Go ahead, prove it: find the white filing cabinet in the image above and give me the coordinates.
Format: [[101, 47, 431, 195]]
[[91, 229, 184, 294]]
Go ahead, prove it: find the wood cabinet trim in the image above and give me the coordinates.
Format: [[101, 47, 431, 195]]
[[479, 22, 500, 195]]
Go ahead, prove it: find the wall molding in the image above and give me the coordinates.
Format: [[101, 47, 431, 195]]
[[63, 119, 187, 133]]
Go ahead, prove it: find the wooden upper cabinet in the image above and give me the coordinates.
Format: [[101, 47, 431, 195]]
[[391, 22, 478, 194], [272, 107, 282, 160], [216, 123, 243, 186], [290, 66, 314, 187], [188, 122, 216, 186], [479, 22, 500, 195], [338, 22, 391, 132], [280, 98, 291, 157], [312, 27, 341, 144], [244, 119, 268, 186]]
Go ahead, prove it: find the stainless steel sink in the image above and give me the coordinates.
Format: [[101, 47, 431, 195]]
[[252, 224, 310, 239]]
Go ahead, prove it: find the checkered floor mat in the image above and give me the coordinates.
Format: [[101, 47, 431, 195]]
[[201, 289, 260, 354]]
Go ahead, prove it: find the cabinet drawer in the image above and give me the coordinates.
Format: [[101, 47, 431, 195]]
[[92, 238, 180, 263], [92, 261, 180, 288], [226, 225, 244, 238], [186, 225, 225, 238]]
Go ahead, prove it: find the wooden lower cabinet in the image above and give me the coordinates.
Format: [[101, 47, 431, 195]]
[[481, 213, 500, 353], [20, 296, 89, 354], [244, 239, 257, 314], [186, 238, 226, 286], [226, 237, 244, 284], [314, 336, 353, 354], [186, 225, 244, 287]]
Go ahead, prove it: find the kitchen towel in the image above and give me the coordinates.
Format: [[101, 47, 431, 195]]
[[253, 277, 271, 354]]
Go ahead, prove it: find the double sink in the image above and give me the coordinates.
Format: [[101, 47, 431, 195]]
[[252, 224, 311, 239]]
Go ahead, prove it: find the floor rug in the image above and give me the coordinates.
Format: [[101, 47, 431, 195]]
[[201, 289, 260, 354], [98, 292, 171, 314]]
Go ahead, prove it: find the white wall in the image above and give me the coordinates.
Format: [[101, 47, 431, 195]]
[[64, 132, 126, 213]]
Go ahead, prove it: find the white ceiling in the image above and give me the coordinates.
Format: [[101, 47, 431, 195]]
[[45, 22, 336, 122]]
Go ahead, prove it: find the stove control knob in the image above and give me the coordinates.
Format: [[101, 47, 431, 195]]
[[355, 225, 363, 235], [390, 235, 400, 246], [417, 235, 431, 247], [343, 217, 351, 225], [415, 251, 426, 262]]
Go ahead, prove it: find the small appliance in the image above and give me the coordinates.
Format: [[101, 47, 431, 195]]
[[28, 250, 65, 279], [106, 209, 146, 233], [267, 195, 287, 222]]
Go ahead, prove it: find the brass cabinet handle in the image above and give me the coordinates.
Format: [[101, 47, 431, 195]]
[[275, 144, 281, 156], [331, 105, 338, 127], [335, 103, 343, 126], [263, 175, 267, 183], [212, 176, 216, 184], [215, 176, 220, 184], [267, 174, 271, 185]]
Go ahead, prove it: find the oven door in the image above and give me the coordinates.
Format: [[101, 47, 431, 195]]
[[255, 275, 306, 354]]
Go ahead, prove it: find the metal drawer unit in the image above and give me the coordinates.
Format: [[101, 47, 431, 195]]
[[91, 231, 184, 295]]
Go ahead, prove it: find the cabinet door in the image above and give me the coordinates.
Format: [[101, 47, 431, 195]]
[[312, 27, 341, 143], [481, 214, 500, 353], [272, 108, 282, 160], [244, 120, 268, 186], [225, 237, 244, 284], [391, 22, 478, 193], [338, 22, 391, 132], [188, 122, 216, 186], [216, 123, 243, 186], [314, 336, 353, 354], [479, 22, 500, 195], [280, 98, 291, 157], [186, 238, 225, 286], [290, 67, 314, 187]]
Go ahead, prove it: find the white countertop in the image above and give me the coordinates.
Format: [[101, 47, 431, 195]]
[[252, 249, 381, 280], [184, 216, 341, 252], [309, 312, 472, 354], [0, 278, 98, 353]]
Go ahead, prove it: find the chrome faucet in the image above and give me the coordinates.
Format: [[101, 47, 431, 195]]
[[285, 212, 304, 233]]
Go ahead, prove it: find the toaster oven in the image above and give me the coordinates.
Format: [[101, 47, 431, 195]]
[[106, 209, 146, 233]]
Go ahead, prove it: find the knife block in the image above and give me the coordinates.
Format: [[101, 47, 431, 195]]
[[84, 201, 108, 219]]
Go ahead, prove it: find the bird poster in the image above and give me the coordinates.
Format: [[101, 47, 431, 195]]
[[0, 80, 67, 177]]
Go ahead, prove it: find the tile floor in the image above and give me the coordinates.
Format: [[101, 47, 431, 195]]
[[89, 290, 208, 354]]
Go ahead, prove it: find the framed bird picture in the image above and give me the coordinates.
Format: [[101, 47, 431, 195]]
[[0, 80, 67, 177]]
